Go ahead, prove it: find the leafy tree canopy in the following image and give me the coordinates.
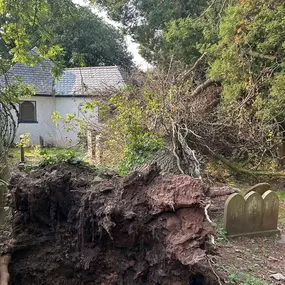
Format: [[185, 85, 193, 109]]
[[0, 0, 133, 74], [96, 0, 209, 63], [208, 0, 285, 123], [52, 7, 133, 70]]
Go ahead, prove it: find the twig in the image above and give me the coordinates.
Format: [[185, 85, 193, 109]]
[[171, 122, 184, 175], [178, 53, 206, 82], [0, 179, 8, 186]]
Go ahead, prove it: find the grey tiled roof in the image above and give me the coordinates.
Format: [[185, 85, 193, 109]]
[[0, 59, 54, 94], [55, 66, 124, 95], [0, 51, 124, 96]]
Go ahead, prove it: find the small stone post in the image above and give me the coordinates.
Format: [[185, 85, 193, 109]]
[[19, 135, 25, 170], [87, 130, 96, 161], [95, 134, 102, 165]]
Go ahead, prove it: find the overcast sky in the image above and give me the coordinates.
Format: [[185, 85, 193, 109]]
[[72, 0, 152, 70]]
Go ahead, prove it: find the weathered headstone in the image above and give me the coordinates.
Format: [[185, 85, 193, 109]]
[[244, 182, 271, 196], [244, 192, 264, 233], [223, 193, 245, 236], [262, 190, 279, 232], [224, 190, 280, 238]]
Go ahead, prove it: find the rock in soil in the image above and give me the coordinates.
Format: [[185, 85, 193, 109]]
[[5, 163, 220, 285]]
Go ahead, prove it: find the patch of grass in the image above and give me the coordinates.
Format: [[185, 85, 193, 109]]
[[277, 192, 285, 199], [217, 227, 228, 242], [261, 247, 268, 258], [224, 267, 272, 285], [9, 146, 86, 170]]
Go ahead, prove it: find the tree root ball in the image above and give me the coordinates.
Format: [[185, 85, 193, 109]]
[[6, 164, 221, 285]]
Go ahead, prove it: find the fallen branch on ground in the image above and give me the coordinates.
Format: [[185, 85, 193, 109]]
[[211, 150, 285, 177]]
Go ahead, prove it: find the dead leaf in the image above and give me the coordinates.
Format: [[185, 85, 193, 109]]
[[270, 273, 285, 281]]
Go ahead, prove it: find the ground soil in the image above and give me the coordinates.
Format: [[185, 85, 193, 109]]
[[211, 196, 285, 285], [3, 163, 285, 284], [5, 163, 220, 285]]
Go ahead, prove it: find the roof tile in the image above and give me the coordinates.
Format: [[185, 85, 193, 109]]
[[0, 58, 124, 96]]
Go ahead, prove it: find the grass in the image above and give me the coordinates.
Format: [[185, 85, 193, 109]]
[[227, 271, 272, 285], [9, 146, 86, 170]]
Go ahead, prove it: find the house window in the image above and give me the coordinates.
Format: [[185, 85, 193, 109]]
[[19, 101, 37, 123]]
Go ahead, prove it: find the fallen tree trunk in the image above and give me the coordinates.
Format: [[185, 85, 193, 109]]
[[213, 151, 285, 177], [5, 163, 223, 285]]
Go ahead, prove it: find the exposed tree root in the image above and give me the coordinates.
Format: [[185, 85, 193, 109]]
[[6, 163, 223, 285], [0, 254, 10, 285]]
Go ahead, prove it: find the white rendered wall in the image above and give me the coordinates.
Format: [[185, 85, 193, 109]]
[[15, 96, 56, 145], [14, 96, 97, 147], [55, 97, 93, 147]]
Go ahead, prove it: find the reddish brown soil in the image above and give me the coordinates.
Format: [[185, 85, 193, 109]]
[[5, 164, 220, 285]]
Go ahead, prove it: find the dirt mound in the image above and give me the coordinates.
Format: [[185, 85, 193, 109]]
[[6, 163, 220, 285]]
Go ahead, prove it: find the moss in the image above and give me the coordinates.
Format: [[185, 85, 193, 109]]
[[277, 192, 285, 224]]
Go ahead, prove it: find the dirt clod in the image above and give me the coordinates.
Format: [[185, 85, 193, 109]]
[[6, 164, 220, 285]]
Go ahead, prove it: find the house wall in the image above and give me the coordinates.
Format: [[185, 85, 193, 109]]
[[15, 96, 56, 145], [14, 96, 98, 147], [54, 97, 94, 147]]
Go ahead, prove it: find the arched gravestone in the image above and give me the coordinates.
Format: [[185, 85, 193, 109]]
[[262, 190, 279, 231], [223, 194, 245, 236], [244, 192, 264, 233], [224, 191, 280, 238], [244, 182, 271, 196]]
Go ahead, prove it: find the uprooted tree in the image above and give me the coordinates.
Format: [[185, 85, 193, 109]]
[[3, 163, 239, 285], [82, 0, 284, 177], [55, 61, 282, 178]]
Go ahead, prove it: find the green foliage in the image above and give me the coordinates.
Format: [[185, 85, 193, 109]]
[[119, 128, 164, 175], [97, 0, 209, 62], [227, 270, 271, 285], [38, 149, 80, 167], [163, 18, 204, 65], [107, 85, 167, 173], [261, 247, 268, 258], [16, 133, 31, 148], [0, 0, 71, 68], [208, 0, 285, 123], [52, 99, 108, 135], [217, 227, 228, 242], [277, 192, 285, 199]]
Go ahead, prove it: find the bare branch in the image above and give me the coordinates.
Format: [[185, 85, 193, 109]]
[[191, 78, 215, 98], [246, 50, 277, 61], [178, 53, 206, 82]]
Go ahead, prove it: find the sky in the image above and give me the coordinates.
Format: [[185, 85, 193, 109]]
[[72, 0, 152, 71]]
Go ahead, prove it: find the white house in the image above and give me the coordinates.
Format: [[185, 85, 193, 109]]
[[0, 50, 124, 147]]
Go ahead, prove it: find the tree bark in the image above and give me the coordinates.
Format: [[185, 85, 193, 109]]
[[191, 79, 215, 98], [207, 186, 240, 198]]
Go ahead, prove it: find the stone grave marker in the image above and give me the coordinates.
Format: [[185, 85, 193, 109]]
[[224, 190, 280, 238], [223, 193, 245, 236], [244, 192, 264, 233], [262, 190, 279, 232], [244, 182, 271, 196]]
